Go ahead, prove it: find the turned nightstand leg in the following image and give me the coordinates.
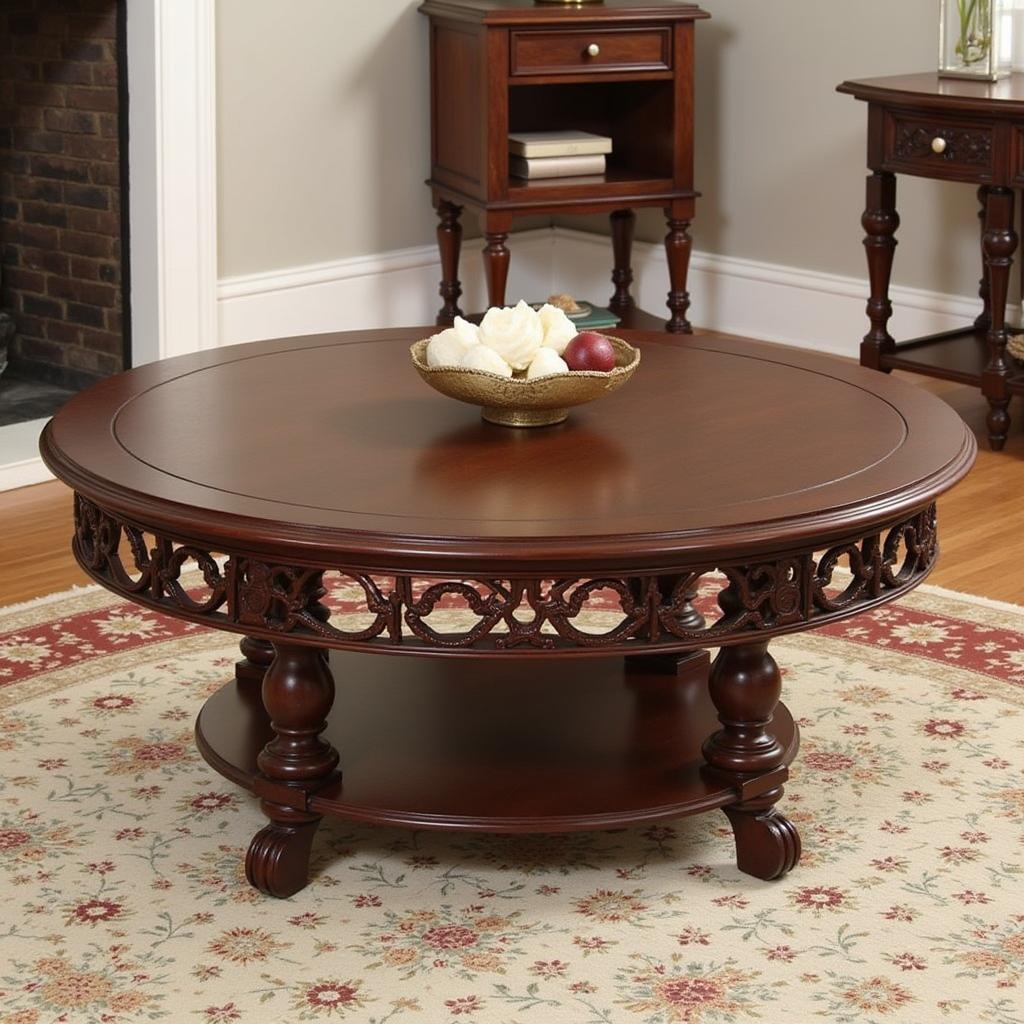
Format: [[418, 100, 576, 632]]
[[235, 636, 274, 685], [435, 199, 464, 327], [664, 212, 693, 334], [861, 171, 899, 372], [981, 186, 1017, 451], [483, 213, 513, 309], [703, 642, 800, 881], [245, 643, 340, 898], [609, 209, 637, 315]]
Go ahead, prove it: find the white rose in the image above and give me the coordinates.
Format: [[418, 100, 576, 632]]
[[461, 344, 513, 378], [478, 300, 544, 371], [537, 303, 578, 355], [526, 347, 569, 379], [425, 317, 479, 367], [451, 316, 480, 349]]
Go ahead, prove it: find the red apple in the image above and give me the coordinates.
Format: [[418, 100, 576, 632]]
[[564, 331, 616, 373]]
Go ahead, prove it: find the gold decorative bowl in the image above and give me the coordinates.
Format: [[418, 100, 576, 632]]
[[410, 336, 641, 427]]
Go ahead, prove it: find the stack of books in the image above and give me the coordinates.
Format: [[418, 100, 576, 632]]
[[509, 130, 613, 180]]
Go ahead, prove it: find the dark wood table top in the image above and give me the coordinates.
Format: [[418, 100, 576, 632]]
[[419, 0, 709, 24], [41, 329, 974, 573], [838, 72, 1024, 115]]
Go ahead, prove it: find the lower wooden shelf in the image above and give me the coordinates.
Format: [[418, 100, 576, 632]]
[[195, 649, 799, 834], [882, 326, 1024, 393]]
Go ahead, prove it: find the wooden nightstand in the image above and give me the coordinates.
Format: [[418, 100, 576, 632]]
[[419, 0, 709, 332]]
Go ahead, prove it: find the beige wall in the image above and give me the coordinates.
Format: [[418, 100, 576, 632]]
[[216, 0, 436, 277], [218, 0, 991, 299], [565, 0, 985, 296]]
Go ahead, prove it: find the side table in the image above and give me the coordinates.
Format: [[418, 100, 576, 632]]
[[420, 0, 708, 332], [838, 72, 1024, 451]]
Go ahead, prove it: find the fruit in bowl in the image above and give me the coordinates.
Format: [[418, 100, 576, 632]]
[[564, 331, 617, 373], [412, 301, 640, 427]]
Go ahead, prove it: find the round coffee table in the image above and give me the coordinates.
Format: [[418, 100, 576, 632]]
[[40, 329, 975, 898]]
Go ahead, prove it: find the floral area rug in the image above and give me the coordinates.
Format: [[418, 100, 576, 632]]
[[0, 580, 1023, 1024]]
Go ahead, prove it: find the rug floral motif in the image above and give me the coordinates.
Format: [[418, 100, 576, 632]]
[[0, 581, 1022, 1024]]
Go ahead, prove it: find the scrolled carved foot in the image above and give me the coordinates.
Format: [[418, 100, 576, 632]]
[[723, 801, 801, 881], [245, 805, 322, 898]]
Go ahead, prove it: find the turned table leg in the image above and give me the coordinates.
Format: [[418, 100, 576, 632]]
[[664, 211, 693, 334], [245, 643, 340, 898], [703, 642, 800, 880], [861, 171, 899, 372], [981, 186, 1017, 451], [609, 209, 637, 316], [235, 636, 274, 685], [627, 574, 705, 673], [435, 199, 464, 327]]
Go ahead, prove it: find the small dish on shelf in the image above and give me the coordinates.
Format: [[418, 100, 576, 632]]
[[410, 335, 640, 428], [1008, 333, 1024, 365]]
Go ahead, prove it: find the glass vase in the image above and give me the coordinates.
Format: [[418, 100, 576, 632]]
[[939, 0, 1012, 80]]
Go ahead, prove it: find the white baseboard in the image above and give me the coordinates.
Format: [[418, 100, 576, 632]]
[[550, 226, 981, 358], [2, 226, 987, 493], [218, 224, 984, 360], [218, 228, 558, 345], [0, 418, 53, 491]]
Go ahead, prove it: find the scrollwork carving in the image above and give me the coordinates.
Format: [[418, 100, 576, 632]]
[[894, 125, 992, 167], [71, 495, 940, 656]]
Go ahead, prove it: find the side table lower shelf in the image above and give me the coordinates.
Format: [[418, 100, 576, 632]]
[[196, 649, 799, 834], [880, 326, 1024, 392]]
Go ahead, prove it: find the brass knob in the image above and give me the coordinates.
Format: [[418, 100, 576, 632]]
[[931, 136, 947, 154], [586, 43, 601, 57]]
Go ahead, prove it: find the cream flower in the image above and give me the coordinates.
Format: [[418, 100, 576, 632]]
[[526, 347, 569, 379], [479, 300, 544, 370], [537, 303, 578, 355], [426, 316, 480, 367], [461, 344, 513, 378]]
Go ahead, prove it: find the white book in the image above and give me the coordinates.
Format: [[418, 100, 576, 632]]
[[510, 154, 607, 180], [508, 130, 613, 159]]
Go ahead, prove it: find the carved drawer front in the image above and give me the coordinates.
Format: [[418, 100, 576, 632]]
[[510, 26, 672, 77], [886, 114, 994, 179]]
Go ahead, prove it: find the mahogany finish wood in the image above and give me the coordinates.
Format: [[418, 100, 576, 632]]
[[196, 649, 797, 833], [421, 0, 707, 330], [6, 369, 1020, 612], [40, 327, 974, 895], [839, 72, 1024, 450]]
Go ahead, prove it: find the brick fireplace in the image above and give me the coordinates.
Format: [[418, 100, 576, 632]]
[[0, 0, 129, 405]]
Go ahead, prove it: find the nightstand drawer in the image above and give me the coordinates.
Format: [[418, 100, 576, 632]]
[[510, 27, 672, 77], [885, 113, 994, 180]]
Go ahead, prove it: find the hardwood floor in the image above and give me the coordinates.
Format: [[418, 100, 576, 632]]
[[1, 372, 1022, 607]]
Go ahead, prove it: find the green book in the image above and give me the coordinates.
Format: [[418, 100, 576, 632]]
[[530, 300, 621, 331]]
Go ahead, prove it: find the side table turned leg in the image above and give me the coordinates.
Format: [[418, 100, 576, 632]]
[[981, 186, 1017, 451], [664, 212, 693, 334], [975, 186, 992, 331], [703, 642, 800, 881], [235, 636, 274, 685], [245, 643, 340, 898], [609, 209, 637, 316], [435, 199, 464, 327], [861, 171, 899, 372]]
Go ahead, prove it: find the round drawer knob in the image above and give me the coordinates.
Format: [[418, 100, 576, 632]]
[[586, 43, 601, 57], [931, 136, 948, 155]]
